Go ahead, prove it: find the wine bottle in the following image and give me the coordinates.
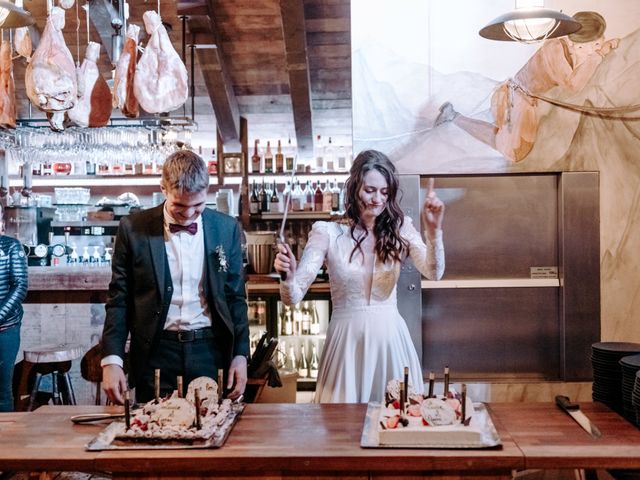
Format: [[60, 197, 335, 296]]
[[310, 302, 321, 335], [284, 343, 297, 372], [275, 139, 284, 173], [250, 180, 260, 215], [264, 141, 274, 173], [322, 182, 332, 212], [260, 179, 268, 213], [314, 182, 323, 212], [251, 139, 261, 173], [270, 181, 280, 211], [301, 302, 311, 335], [285, 137, 295, 172], [284, 306, 294, 336], [298, 343, 309, 378], [309, 343, 319, 379]]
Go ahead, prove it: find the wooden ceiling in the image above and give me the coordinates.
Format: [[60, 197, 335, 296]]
[[12, 0, 352, 159]]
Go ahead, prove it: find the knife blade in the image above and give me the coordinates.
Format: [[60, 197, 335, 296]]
[[555, 395, 602, 438], [277, 157, 298, 281]]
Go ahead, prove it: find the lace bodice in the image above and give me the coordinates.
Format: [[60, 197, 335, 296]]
[[280, 218, 445, 309]]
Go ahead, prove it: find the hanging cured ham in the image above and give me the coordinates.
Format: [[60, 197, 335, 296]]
[[68, 42, 112, 128], [14, 27, 32, 61], [134, 11, 188, 114], [25, 7, 77, 131], [113, 24, 140, 118], [0, 41, 16, 129]]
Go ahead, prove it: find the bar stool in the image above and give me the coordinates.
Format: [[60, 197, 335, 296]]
[[23, 344, 85, 411]]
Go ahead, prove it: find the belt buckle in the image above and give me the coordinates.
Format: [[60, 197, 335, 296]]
[[177, 330, 194, 342]]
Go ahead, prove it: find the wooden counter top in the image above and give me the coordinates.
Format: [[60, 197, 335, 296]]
[[27, 267, 331, 294], [1, 402, 639, 478]]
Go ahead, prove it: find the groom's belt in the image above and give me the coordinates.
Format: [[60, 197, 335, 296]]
[[161, 327, 214, 343]]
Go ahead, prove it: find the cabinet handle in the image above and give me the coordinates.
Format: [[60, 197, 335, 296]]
[[408, 284, 416, 291]]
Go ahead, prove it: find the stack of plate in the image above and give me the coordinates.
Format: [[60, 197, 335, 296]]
[[591, 342, 640, 414], [633, 371, 640, 427], [619, 354, 640, 422]]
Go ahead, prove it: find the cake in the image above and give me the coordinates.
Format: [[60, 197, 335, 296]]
[[109, 376, 233, 441], [376, 380, 486, 447]]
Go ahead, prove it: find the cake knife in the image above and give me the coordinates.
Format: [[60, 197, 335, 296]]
[[555, 395, 602, 438], [277, 156, 297, 281]]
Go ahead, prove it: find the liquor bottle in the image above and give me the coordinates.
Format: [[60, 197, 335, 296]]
[[324, 137, 335, 172], [298, 343, 309, 378], [264, 141, 274, 173], [337, 145, 348, 172], [314, 134, 324, 173], [292, 303, 303, 335], [331, 179, 340, 212], [250, 180, 260, 215], [322, 182, 333, 212], [310, 302, 321, 335], [208, 148, 217, 175], [275, 139, 284, 173], [305, 181, 314, 211], [285, 137, 295, 172], [283, 181, 292, 212], [270, 181, 280, 212], [314, 182, 323, 212], [309, 343, 319, 379], [251, 139, 261, 173], [258, 179, 266, 214]]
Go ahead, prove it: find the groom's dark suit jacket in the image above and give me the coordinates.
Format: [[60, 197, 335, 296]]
[[101, 204, 249, 388]]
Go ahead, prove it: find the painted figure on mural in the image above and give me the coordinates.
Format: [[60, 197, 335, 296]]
[[433, 11, 619, 163]]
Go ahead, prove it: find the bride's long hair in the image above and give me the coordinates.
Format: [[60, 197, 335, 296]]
[[343, 150, 409, 264]]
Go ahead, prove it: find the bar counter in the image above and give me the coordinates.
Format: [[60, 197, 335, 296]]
[[1, 403, 639, 479]]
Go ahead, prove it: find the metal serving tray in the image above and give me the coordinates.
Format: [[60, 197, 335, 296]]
[[360, 402, 501, 449], [85, 403, 244, 451]]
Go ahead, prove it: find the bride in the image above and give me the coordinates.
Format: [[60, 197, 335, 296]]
[[274, 149, 445, 403]]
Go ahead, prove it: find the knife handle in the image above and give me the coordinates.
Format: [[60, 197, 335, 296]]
[[555, 395, 579, 411], [280, 271, 287, 281]]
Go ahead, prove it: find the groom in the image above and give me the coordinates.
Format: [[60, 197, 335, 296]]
[[101, 150, 249, 404]]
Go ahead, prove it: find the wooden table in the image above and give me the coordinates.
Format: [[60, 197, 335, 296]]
[[0, 403, 639, 480]]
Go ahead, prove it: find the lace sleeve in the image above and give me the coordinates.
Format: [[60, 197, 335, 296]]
[[402, 217, 445, 280], [279, 221, 330, 305]]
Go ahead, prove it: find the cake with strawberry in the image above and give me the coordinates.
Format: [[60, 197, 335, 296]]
[[111, 376, 233, 441], [377, 380, 486, 447]]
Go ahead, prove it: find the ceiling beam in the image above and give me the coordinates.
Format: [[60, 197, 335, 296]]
[[177, 1, 208, 16], [184, 0, 240, 147], [279, 0, 313, 159]]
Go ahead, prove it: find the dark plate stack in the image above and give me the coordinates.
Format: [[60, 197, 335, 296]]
[[619, 354, 640, 422], [633, 371, 640, 427], [591, 342, 640, 415]]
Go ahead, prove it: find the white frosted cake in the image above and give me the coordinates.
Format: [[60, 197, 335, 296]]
[[108, 376, 233, 441], [377, 380, 485, 447]]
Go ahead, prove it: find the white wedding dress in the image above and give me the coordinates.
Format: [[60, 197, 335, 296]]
[[280, 218, 445, 403]]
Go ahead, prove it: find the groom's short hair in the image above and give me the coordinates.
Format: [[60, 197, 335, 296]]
[[161, 150, 209, 194]]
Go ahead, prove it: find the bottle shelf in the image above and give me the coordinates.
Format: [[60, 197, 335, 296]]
[[9, 175, 220, 187], [258, 211, 341, 220]]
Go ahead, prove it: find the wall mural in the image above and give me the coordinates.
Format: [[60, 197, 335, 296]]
[[352, 0, 640, 341]]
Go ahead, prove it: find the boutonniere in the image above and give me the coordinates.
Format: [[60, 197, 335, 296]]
[[215, 245, 228, 272]]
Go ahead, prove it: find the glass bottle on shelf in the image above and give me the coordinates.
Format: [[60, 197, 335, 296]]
[[337, 145, 348, 172], [282, 305, 293, 336], [264, 141, 274, 173], [285, 137, 295, 172], [322, 182, 332, 213], [283, 343, 297, 372], [324, 137, 335, 172], [301, 302, 311, 335], [314, 134, 324, 173], [270, 181, 280, 212], [292, 180, 304, 211], [283, 181, 292, 211], [310, 302, 321, 335], [298, 343, 309, 378], [292, 303, 303, 335], [208, 149, 217, 175], [251, 139, 261, 173], [305, 181, 314, 212], [331, 179, 340, 212], [250, 180, 260, 215], [309, 342, 319, 379], [258, 179, 267, 214], [275, 139, 284, 173], [313, 182, 323, 212]]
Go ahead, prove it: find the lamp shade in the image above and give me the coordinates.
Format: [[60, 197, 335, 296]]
[[479, 8, 582, 43], [0, 0, 35, 29]]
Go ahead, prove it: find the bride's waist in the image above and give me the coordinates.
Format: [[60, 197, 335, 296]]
[[332, 302, 397, 313]]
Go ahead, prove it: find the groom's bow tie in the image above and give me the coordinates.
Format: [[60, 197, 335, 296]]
[[169, 223, 197, 235]]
